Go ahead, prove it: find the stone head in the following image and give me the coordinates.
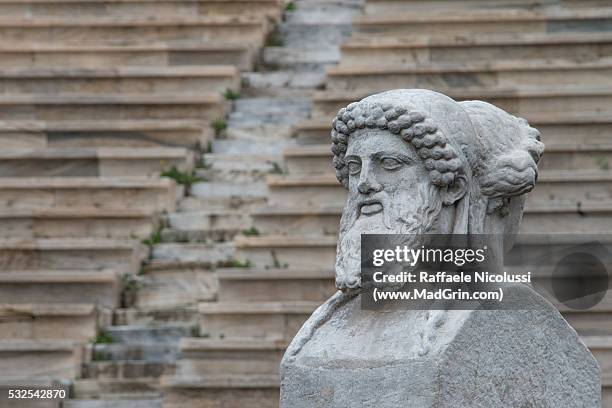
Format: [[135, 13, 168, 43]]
[[331, 89, 544, 293]]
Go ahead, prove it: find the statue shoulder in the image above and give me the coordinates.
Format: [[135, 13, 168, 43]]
[[282, 291, 355, 366]]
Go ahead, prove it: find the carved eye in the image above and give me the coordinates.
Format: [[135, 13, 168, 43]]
[[347, 160, 362, 175], [381, 157, 402, 170]]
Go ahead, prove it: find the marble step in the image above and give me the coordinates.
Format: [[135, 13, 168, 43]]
[[279, 22, 353, 49], [228, 97, 311, 120], [198, 301, 318, 340], [0, 16, 267, 45], [161, 209, 252, 243], [0, 93, 226, 122], [200, 153, 282, 183], [104, 323, 197, 345], [263, 47, 340, 70], [82, 361, 175, 380], [226, 119, 307, 130], [135, 260, 217, 309], [190, 181, 268, 199], [0, 238, 144, 272], [364, 0, 609, 14], [0, 119, 210, 150], [151, 242, 235, 264], [266, 171, 612, 207], [234, 235, 337, 270], [0, 43, 255, 70], [0, 0, 281, 19], [0, 147, 192, 178], [251, 201, 612, 236], [353, 8, 612, 37], [242, 71, 325, 94], [159, 227, 243, 244], [179, 196, 267, 213], [0, 339, 82, 381], [63, 400, 162, 408], [0, 303, 97, 341], [0, 66, 239, 95], [175, 338, 287, 376], [327, 60, 612, 90], [217, 268, 334, 302], [340, 32, 612, 67], [161, 374, 279, 408], [294, 112, 612, 145], [182, 181, 268, 211], [311, 86, 612, 118], [72, 378, 160, 400], [224, 124, 296, 141], [211, 139, 294, 155], [284, 0, 363, 24], [0, 270, 119, 308], [113, 304, 199, 326], [92, 342, 178, 362], [227, 96, 311, 129], [0, 208, 158, 239], [284, 143, 612, 174], [0, 177, 176, 213]]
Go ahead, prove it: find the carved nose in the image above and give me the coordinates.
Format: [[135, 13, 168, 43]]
[[357, 175, 382, 195], [357, 161, 382, 194]]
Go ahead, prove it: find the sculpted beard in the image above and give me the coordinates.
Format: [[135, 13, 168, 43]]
[[335, 183, 443, 293]]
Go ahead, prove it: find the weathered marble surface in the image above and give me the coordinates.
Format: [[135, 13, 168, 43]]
[[280, 89, 601, 407]]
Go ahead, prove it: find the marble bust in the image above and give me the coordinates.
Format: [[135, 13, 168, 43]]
[[280, 90, 601, 407]]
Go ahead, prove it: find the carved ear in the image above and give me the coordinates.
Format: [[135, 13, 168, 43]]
[[440, 174, 468, 206]]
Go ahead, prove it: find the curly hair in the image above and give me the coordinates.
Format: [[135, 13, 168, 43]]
[[330, 95, 545, 216], [331, 100, 464, 189]]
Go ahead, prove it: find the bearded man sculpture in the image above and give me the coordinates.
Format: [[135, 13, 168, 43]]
[[280, 90, 601, 407]]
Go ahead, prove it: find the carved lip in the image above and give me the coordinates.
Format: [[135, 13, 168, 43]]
[[359, 199, 383, 216]]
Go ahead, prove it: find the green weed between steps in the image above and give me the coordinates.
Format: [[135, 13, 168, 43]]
[[93, 330, 114, 344], [161, 165, 204, 188], [217, 259, 252, 268], [223, 88, 241, 101], [285, 2, 296, 11], [142, 226, 162, 248], [211, 118, 227, 137], [242, 227, 260, 236]]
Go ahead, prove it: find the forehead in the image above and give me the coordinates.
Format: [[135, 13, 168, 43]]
[[346, 128, 414, 157]]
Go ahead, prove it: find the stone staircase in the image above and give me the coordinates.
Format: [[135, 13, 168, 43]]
[[0, 0, 283, 407], [162, 1, 612, 407], [2, 0, 612, 407], [158, 0, 364, 407]]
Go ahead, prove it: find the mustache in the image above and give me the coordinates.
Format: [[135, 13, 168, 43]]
[[346, 194, 410, 232]]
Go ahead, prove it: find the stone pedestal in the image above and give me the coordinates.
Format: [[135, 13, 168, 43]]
[[281, 286, 601, 407]]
